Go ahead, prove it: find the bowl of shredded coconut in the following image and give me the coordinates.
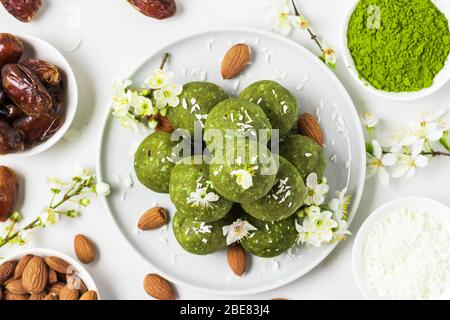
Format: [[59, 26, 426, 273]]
[[353, 197, 450, 300]]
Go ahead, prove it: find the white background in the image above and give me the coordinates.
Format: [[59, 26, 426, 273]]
[[1, 0, 450, 300]]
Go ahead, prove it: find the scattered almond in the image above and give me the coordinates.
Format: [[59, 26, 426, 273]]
[[0, 260, 17, 285], [79, 291, 98, 300], [74, 234, 97, 264], [59, 286, 79, 300], [221, 43, 251, 79], [143, 274, 176, 300], [29, 292, 47, 300], [14, 254, 33, 279], [49, 282, 65, 296], [138, 207, 168, 231], [22, 256, 48, 294], [48, 268, 58, 284], [4, 291, 28, 300], [227, 244, 247, 276], [43, 292, 58, 300], [45, 256, 72, 274], [297, 113, 324, 146], [5, 279, 27, 295]]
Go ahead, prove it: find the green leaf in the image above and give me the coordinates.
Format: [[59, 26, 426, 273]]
[[366, 142, 374, 155], [50, 188, 61, 194], [79, 198, 90, 207], [64, 210, 80, 218], [440, 131, 450, 151]]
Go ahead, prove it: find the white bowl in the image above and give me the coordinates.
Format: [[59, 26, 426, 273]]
[[352, 197, 450, 300], [2, 34, 78, 158], [2, 248, 100, 299], [341, 0, 450, 101]]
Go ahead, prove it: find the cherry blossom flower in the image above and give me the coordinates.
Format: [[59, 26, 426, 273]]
[[296, 206, 338, 247], [146, 69, 174, 90], [154, 83, 183, 109], [360, 112, 379, 129], [231, 168, 257, 190], [269, 0, 293, 36], [304, 173, 329, 206], [392, 140, 428, 178], [222, 219, 257, 245], [366, 140, 397, 186]]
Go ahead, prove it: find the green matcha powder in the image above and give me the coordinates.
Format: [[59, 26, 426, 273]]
[[347, 0, 450, 92]]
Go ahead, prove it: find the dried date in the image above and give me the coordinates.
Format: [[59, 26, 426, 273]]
[[1, 63, 52, 117], [0, 0, 42, 23], [0, 103, 24, 120], [127, 0, 176, 20], [0, 166, 17, 222], [0, 33, 23, 69], [21, 58, 61, 88], [13, 112, 62, 145], [0, 119, 23, 155]]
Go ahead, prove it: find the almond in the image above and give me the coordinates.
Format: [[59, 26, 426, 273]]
[[79, 291, 98, 300], [0, 287, 3, 300], [143, 274, 176, 300], [45, 256, 73, 274], [4, 290, 28, 300], [48, 268, 58, 284], [149, 114, 174, 133], [22, 256, 48, 294], [43, 292, 58, 300], [138, 207, 168, 231], [5, 279, 28, 295], [227, 244, 247, 276], [29, 292, 47, 300], [14, 254, 33, 279], [221, 43, 251, 79], [74, 234, 97, 264], [59, 286, 79, 300], [297, 113, 324, 146], [0, 260, 17, 285], [49, 282, 65, 296]]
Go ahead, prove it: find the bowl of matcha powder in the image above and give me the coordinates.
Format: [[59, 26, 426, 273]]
[[342, 0, 450, 100]]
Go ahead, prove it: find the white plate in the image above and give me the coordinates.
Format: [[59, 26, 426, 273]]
[[97, 28, 366, 295], [352, 197, 450, 300], [341, 0, 450, 101], [3, 34, 78, 158], [2, 248, 100, 299]]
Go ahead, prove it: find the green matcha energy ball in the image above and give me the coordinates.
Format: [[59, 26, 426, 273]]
[[134, 131, 177, 193], [204, 98, 272, 147], [279, 134, 326, 180], [240, 80, 298, 137], [172, 211, 232, 255], [167, 82, 228, 136], [209, 140, 278, 204], [241, 213, 297, 258], [170, 156, 233, 223], [242, 157, 306, 221]]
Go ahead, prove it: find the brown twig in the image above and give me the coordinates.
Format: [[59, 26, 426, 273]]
[[291, 0, 323, 51]]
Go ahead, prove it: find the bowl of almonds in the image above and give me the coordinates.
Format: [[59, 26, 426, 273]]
[[0, 248, 99, 300]]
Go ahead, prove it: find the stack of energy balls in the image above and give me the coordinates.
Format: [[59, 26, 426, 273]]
[[134, 80, 326, 258]]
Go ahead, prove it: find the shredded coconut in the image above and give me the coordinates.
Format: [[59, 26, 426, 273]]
[[362, 208, 450, 300]]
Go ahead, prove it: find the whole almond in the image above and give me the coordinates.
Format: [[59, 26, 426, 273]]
[[143, 274, 176, 300], [59, 286, 79, 300], [49, 282, 65, 296], [45, 256, 73, 274], [22, 256, 48, 294], [74, 234, 96, 264], [48, 268, 58, 284], [5, 279, 28, 295], [149, 114, 174, 133], [14, 254, 33, 279], [138, 207, 168, 231], [43, 292, 58, 300], [221, 43, 251, 79], [0, 287, 3, 300], [297, 113, 324, 146], [227, 244, 247, 276], [79, 291, 98, 300], [0, 260, 17, 285], [29, 292, 47, 300], [4, 290, 28, 300]]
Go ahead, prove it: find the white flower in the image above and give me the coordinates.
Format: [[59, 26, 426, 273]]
[[222, 219, 257, 245], [366, 140, 397, 186], [72, 165, 93, 180], [360, 112, 378, 128], [328, 188, 350, 221], [296, 206, 338, 247], [321, 43, 336, 67], [269, 0, 293, 36], [186, 180, 220, 209], [290, 15, 309, 30], [132, 95, 154, 118], [231, 169, 254, 190], [40, 207, 59, 226], [95, 182, 111, 196], [146, 69, 174, 90], [392, 140, 428, 178], [111, 80, 146, 132], [304, 173, 329, 206], [332, 218, 351, 242], [154, 83, 183, 109]]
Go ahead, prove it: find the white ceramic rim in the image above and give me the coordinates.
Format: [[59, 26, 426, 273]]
[[341, 0, 450, 101], [96, 27, 367, 296], [3, 34, 79, 158], [352, 196, 450, 300], [2, 247, 100, 299]]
